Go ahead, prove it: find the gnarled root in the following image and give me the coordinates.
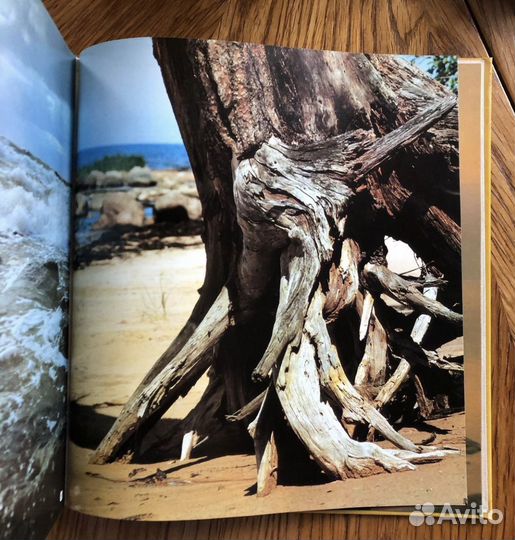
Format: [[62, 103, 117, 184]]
[[307, 289, 420, 453], [248, 386, 280, 496], [274, 296, 457, 479], [91, 286, 234, 464], [92, 95, 462, 495]]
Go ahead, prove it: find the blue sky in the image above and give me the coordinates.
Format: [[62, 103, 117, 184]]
[[0, 7, 443, 181], [400, 55, 435, 73], [78, 38, 183, 151], [77, 45, 443, 153], [0, 0, 74, 179]]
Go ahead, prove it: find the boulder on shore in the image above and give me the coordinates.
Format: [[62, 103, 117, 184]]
[[154, 192, 202, 222], [93, 192, 145, 229], [127, 166, 156, 187], [101, 170, 126, 188], [81, 169, 105, 188]]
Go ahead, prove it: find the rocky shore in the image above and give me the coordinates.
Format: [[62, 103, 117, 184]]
[[74, 167, 203, 266]]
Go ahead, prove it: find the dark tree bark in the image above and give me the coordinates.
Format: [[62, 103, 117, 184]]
[[92, 40, 463, 491]]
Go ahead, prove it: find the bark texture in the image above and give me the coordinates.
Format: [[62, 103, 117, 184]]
[[92, 40, 464, 490]]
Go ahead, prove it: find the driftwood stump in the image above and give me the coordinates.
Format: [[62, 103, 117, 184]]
[[92, 40, 464, 494]]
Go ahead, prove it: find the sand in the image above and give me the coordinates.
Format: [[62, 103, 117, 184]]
[[67, 246, 467, 521], [70, 246, 207, 417]]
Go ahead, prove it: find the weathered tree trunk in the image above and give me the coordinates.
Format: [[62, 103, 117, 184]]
[[92, 40, 464, 491]]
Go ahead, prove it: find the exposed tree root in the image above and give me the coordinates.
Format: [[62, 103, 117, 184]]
[[363, 263, 463, 325], [90, 286, 234, 464], [306, 289, 420, 453], [373, 287, 438, 411], [226, 390, 266, 423], [93, 80, 463, 495], [274, 309, 456, 479], [323, 238, 361, 323], [248, 386, 280, 497], [252, 235, 322, 382], [144, 369, 226, 461], [355, 306, 388, 387]]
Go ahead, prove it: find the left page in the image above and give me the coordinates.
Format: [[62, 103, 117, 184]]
[[0, 1, 74, 538]]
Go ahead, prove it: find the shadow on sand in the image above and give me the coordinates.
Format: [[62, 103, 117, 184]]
[[69, 401, 254, 464]]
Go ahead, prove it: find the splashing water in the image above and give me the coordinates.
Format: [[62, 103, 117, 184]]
[[0, 137, 69, 538]]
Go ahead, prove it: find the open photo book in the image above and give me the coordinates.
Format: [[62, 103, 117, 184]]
[[0, 1, 493, 538]]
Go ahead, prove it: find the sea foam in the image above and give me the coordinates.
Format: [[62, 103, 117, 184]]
[[0, 136, 69, 251], [0, 136, 69, 535]]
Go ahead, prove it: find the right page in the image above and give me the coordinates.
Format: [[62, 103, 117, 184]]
[[68, 37, 490, 520]]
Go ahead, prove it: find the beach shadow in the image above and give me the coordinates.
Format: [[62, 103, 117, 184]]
[[69, 401, 124, 449], [244, 483, 258, 496], [69, 401, 254, 464], [74, 220, 204, 268], [69, 401, 186, 452], [144, 421, 255, 464], [406, 419, 452, 435]]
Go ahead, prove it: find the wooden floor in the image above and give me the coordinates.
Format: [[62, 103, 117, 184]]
[[44, 0, 514, 538]]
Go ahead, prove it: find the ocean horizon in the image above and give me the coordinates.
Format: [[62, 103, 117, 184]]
[[78, 143, 191, 171]]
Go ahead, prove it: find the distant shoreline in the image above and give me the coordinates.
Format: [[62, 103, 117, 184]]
[[78, 143, 190, 171]]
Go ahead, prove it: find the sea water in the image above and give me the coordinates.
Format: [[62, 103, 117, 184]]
[[0, 137, 69, 538]]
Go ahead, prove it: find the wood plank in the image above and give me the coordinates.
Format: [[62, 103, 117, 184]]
[[43, 0, 228, 53], [43, 0, 514, 539], [466, 0, 515, 105]]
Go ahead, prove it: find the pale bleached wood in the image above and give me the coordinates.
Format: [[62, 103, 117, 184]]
[[307, 289, 420, 453], [229, 88, 457, 468], [363, 263, 463, 325], [91, 286, 233, 464], [354, 309, 387, 387], [226, 390, 266, 422], [44, 0, 514, 539], [179, 431, 196, 461], [367, 287, 434, 440], [248, 387, 279, 497], [275, 290, 456, 479], [358, 292, 374, 342], [241, 95, 455, 382], [410, 287, 438, 343], [323, 238, 361, 322]]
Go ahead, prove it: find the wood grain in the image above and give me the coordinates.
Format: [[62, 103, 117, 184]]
[[44, 0, 228, 53], [466, 0, 515, 105], [43, 0, 515, 538]]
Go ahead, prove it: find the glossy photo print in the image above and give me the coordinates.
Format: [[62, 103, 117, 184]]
[[68, 38, 467, 520], [0, 0, 73, 538]]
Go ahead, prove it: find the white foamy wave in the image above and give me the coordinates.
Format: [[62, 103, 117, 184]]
[[0, 136, 69, 251], [0, 234, 68, 533], [0, 137, 69, 537], [0, 307, 67, 372]]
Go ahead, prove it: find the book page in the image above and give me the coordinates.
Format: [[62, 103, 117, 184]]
[[68, 37, 472, 520], [0, 1, 74, 538]]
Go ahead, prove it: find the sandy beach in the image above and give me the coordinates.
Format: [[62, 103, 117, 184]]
[[70, 246, 206, 411], [67, 245, 467, 520]]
